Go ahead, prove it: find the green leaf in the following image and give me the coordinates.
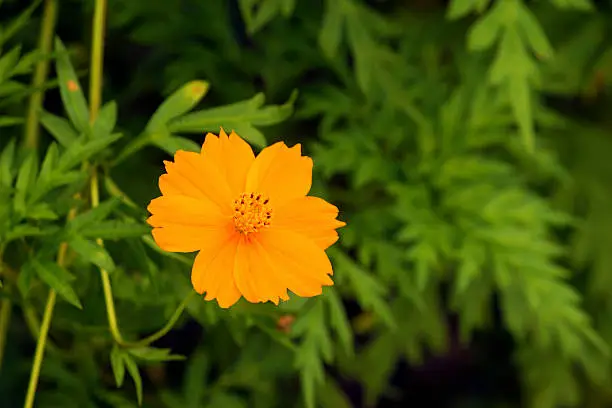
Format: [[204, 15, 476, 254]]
[[353, 332, 398, 405], [454, 239, 486, 295], [345, 16, 375, 95], [489, 28, 537, 84], [0, 46, 23, 80], [281, 0, 296, 15], [13, 151, 38, 216], [324, 290, 353, 356], [68, 235, 116, 272], [167, 91, 297, 147], [97, 391, 139, 408], [293, 302, 331, 408], [58, 132, 122, 171], [92, 101, 118, 139], [0, 0, 41, 48], [147, 80, 209, 130], [31, 258, 82, 309], [446, 0, 490, 20], [17, 260, 36, 298], [240, 0, 286, 34], [151, 134, 201, 155], [207, 393, 246, 408], [516, 3, 554, 60], [123, 354, 143, 406], [4, 225, 48, 243], [69, 197, 120, 231], [29, 171, 85, 205], [0, 116, 23, 127], [183, 351, 209, 407], [549, 0, 593, 10], [332, 250, 395, 329], [38, 143, 59, 184], [26, 203, 58, 220], [11, 49, 44, 75], [319, 377, 352, 408], [467, 4, 504, 51], [110, 345, 126, 387], [80, 221, 151, 240], [0, 138, 16, 187], [127, 347, 185, 362], [54, 38, 90, 132], [319, 0, 345, 59], [40, 111, 78, 147], [508, 77, 535, 153]]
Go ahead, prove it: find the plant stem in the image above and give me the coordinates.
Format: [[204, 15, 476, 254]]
[[0, 299, 11, 371], [88, 0, 107, 122], [86, 0, 126, 347], [130, 291, 195, 347], [23, 1, 107, 404], [23, 236, 72, 408], [91, 169, 195, 348], [87, 0, 192, 349], [23, 0, 58, 150], [22, 291, 55, 408]]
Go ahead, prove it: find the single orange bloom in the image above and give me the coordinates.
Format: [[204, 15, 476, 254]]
[[147, 129, 346, 308]]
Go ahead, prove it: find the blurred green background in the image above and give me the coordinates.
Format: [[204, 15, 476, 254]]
[[2, 0, 612, 407]]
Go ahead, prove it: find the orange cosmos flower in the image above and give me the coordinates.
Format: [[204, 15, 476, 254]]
[[147, 129, 345, 308]]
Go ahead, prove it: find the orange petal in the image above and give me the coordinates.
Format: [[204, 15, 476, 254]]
[[250, 228, 334, 299], [164, 150, 233, 214], [191, 231, 241, 308], [147, 195, 226, 227], [152, 225, 223, 253], [245, 142, 313, 208], [233, 236, 289, 304], [201, 129, 255, 196], [273, 196, 346, 249], [147, 195, 229, 253], [159, 162, 200, 197]]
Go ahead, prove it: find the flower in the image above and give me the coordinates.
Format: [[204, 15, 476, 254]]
[[147, 129, 346, 308]]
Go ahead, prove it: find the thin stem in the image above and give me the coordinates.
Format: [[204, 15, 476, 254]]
[[129, 291, 195, 348], [87, 0, 190, 349], [23, 291, 56, 408], [0, 299, 11, 371], [23, 0, 58, 150], [88, 0, 107, 121], [91, 169, 194, 348], [23, 304, 63, 355], [23, 1, 106, 404], [23, 215, 74, 408]]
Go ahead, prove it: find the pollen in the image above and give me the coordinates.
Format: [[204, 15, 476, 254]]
[[232, 192, 272, 234]]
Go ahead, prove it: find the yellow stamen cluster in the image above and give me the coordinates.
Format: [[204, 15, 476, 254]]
[[232, 192, 272, 234]]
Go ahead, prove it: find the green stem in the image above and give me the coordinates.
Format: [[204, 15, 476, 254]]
[[22, 304, 63, 355], [23, 290, 56, 408], [22, 216, 76, 408], [129, 291, 195, 348], [0, 299, 11, 371], [87, 0, 190, 349], [88, 0, 106, 121], [23, 0, 58, 150], [112, 132, 152, 167], [92, 169, 194, 347], [100, 268, 194, 348]]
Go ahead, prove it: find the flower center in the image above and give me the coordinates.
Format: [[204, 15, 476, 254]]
[[232, 192, 272, 234]]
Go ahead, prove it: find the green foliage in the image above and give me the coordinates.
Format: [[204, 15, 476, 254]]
[[2, 0, 612, 407]]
